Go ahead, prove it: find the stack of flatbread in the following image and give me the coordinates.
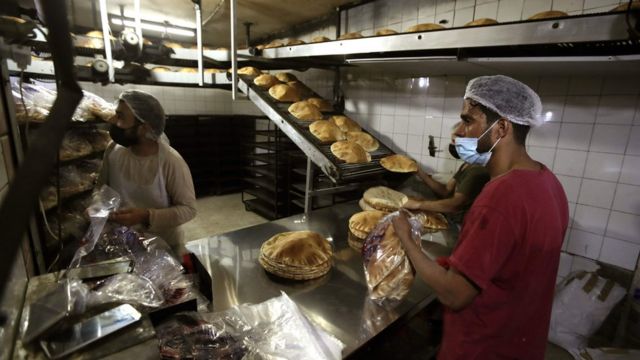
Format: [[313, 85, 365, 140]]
[[413, 211, 449, 232], [259, 231, 333, 280], [348, 210, 386, 252], [380, 154, 418, 173], [362, 222, 414, 301], [361, 186, 408, 213]]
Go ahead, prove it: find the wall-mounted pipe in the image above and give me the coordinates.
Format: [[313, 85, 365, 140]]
[[98, 0, 113, 82]]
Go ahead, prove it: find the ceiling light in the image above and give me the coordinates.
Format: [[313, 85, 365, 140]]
[[111, 17, 195, 37]]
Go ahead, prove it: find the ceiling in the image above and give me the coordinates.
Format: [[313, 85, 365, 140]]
[[64, 0, 356, 47]]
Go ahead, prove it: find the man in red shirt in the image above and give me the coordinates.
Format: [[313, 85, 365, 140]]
[[393, 75, 569, 359]]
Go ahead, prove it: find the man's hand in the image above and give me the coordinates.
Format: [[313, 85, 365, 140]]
[[391, 212, 412, 239], [403, 198, 424, 210], [109, 208, 150, 227]]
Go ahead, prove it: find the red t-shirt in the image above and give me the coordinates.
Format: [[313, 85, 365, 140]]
[[439, 165, 568, 360]]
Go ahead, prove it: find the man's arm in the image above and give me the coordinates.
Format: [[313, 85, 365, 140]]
[[404, 191, 469, 213], [148, 153, 197, 230], [392, 214, 479, 311], [417, 168, 454, 198]]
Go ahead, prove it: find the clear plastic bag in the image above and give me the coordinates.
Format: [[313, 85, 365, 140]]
[[87, 273, 164, 308], [58, 130, 94, 161], [80, 90, 116, 121], [548, 271, 626, 355], [11, 81, 54, 123], [362, 210, 422, 303]]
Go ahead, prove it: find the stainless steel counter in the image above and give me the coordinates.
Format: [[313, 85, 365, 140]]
[[186, 202, 459, 357]]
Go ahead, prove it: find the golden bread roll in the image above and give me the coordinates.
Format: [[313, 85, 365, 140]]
[[330, 141, 371, 163], [275, 72, 298, 82], [362, 186, 408, 212], [527, 10, 568, 20], [311, 36, 331, 43], [337, 32, 363, 40], [464, 18, 499, 27], [329, 115, 361, 132], [253, 74, 281, 88], [406, 23, 445, 32], [375, 28, 398, 36], [345, 131, 379, 152], [269, 84, 302, 102], [288, 101, 322, 120], [309, 120, 345, 142], [380, 154, 418, 173], [237, 66, 262, 76], [306, 97, 333, 112]]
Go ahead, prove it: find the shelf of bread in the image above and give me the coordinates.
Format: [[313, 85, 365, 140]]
[[256, 11, 640, 75], [236, 67, 398, 183]]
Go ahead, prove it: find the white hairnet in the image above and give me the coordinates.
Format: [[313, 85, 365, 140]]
[[118, 90, 165, 139], [464, 75, 543, 127]]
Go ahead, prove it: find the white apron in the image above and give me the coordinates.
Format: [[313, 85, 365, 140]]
[[108, 143, 183, 251]]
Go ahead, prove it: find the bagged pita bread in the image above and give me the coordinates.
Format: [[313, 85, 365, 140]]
[[306, 97, 333, 112], [269, 84, 302, 102], [527, 10, 568, 20], [330, 141, 371, 164], [253, 74, 281, 88], [406, 23, 445, 32], [289, 101, 322, 121], [309, 120, 345, 142], [363, 186, 408, 212], [345, 132, 379, 152], [380, 154, 418, 173], [329, 115, 361, 132], [337, 32, 363, 40]]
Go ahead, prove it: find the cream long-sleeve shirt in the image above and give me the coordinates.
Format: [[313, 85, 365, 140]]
[[98, 141, 196, 250]]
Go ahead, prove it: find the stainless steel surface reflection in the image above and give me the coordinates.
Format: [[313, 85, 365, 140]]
[[186, 202, 458, 357]]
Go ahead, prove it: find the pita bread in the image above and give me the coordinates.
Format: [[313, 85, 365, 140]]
[[286, 39, 305, 46], [289, 101, 323, 121], [414, 211, 448, 231], [345, 132, 379, 152], [406, 23, 445, 32], [264, 40, 284, 48], [359, 198, 379, 212], [329, 115, 361, 132], [151, 66, 172, 73], [179, 67, 198, 73], [337, 32, 363, 40], [309, 120, 345, 142], [611, 1, 640, 11], [363, 224, 406, 287], [363, 186, 408, 212], [204, 68, 225, 74], [349, 210, 387, 238], [269, 84, 302, 102], [306, 97, 333, 112], [371, 257, 414, 301], [163, 41, 183, 49], [348, 231, 365, 252], [464, 18, 498, 27], [287, 81, 314, 98], [275, 72, 297, 82], [330, 141, 371, 164], [253, 74, 281, 88], [237, 66, 262, 76], [375, 29, 398, 36], [260, 231, 332, 268], [311, 36, 331, 43], [380, 155, 418, 173], [527, 10, 568, 20]]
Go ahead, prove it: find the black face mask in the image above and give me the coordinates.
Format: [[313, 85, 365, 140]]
[[109, 123, 139, 147], [449, 143, 460, 159]]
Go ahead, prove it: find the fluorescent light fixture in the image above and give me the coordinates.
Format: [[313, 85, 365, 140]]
[[111, 17, 195, 37]]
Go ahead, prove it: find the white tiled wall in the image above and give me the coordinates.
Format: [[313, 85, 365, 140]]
[[80, 82, 262, 116], [289, 0, 640, 274]]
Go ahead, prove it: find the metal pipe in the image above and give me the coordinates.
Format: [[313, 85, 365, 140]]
[[134, 0, 142, 52], [98, 0, 114, 82], [304, 157, 313, 216], [195, 2, 203, 86], [230, 0, 237, 99]]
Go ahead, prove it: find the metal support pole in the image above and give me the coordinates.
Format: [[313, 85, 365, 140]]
[[243, 22, 253, 48], [98, 0, 114, 82], [304, 157, 313, 216], [134, 0, 142, 52], [195, 1, 203, 86], [230, 0, 238, 100]]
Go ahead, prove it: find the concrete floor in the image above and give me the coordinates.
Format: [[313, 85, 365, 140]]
[[182, 193, 268, 242]]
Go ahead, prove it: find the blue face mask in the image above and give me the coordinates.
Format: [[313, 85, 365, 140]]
[[454, 121, 501, 166]]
